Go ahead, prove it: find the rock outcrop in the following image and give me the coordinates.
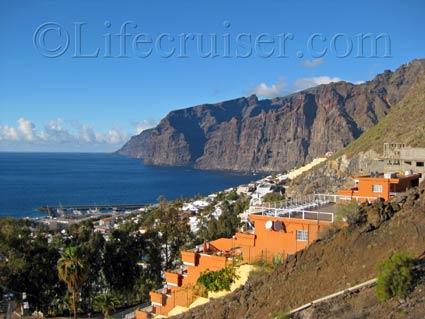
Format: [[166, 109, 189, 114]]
[[118, 59, 425, 172]]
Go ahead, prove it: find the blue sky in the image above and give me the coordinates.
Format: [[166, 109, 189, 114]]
[[0, 0, 424, 151]]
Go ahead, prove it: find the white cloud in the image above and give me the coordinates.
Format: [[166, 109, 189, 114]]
[[133, 119, 158, 134], [43, 118, 75, 143], [0, 118, 131, 152], [247, 79, 286, 98], [0, 125, 19, 141], [292, 76, 344, 91], [302, 58, 324, 68], [17, 118, 36, 141], [106, 129, 129, 144], [79, 124, 96, 143], [247, 75, 345, 98]]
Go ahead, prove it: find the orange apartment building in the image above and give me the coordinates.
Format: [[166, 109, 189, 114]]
[[137, 212, 333, 318], [338, 172, 421, 201], [136, 171, 421, 318]]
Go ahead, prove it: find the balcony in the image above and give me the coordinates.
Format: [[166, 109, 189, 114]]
[[181, 251, 198, 266], [150, 290, 166, 306], [165, 271, 183, 287]]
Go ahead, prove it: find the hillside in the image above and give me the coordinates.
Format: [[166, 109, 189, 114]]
[[340, 69, 425, 157], [287, 68, 425, 197], [293, 275, 425, 319], [118, 59, 425, 172], [171, 183, 425, 319]]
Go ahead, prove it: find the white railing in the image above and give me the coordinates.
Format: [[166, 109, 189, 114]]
[[250, 206, 334, 222], [270, 209, 334, 222], [313, 193, 378, 203], [249, 193, 384, 223]]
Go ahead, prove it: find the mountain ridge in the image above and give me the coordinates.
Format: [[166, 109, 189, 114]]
[[118, 59, 425, 172]]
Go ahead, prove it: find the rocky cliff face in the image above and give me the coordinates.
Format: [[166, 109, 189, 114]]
[[118, 59, 425, 172], [117, 129, 152, 158], [288, 67, 425, 197]]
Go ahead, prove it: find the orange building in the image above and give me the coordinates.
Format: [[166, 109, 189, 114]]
[[338, 172, 420, 201], [136, 170, 422, 318], [139, 210, 333, 318]]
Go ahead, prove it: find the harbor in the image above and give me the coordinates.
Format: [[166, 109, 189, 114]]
[[37, 203, 154, 218]]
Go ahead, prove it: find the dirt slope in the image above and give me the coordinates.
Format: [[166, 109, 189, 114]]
[[293, 275, 425, 319]]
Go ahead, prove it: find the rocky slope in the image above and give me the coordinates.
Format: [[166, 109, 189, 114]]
[[118, 59, 425, 172], [293, 275, 425, 319], [171, 183, 425, 319], [287, 67, 425, 197]]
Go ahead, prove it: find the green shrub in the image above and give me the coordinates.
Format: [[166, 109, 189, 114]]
[[226, 190, 239, 201], [376, 251, 415, 301], [197, 266, 239, 292], [262, 193, 285, 203], [272, 253, 285, 266]]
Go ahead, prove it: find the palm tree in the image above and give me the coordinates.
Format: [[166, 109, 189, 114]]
[[57, 246, 87, 319], [93, 293, 120, 319]]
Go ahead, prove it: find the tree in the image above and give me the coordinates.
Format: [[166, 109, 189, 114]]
[[225, 190, 239, 201], [57, 246, 87, 319], [0, 218, 63, 314], [195, 205, 215, 242], [146, 198, 191, 270], [233, 195, 250, 215], [217, 201, 240, 238], [376, 251, 415, 301], [103, 229, 143, 295], [80, 231, 106, 312], [93, 293, 120, 319]]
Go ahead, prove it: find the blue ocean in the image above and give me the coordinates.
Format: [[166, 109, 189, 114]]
[[0, 152, 257, 218]]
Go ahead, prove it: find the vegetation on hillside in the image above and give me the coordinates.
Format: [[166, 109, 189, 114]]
[[57, 246, 87, 319], [0, 214, 163, 316], [197, 266, 239, 293], [339, 70, 425, 157], [0, 189, 250, 316], [376, 251, 415, 301]]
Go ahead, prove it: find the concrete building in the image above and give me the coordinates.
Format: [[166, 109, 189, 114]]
[[382, 143, 425, 182]]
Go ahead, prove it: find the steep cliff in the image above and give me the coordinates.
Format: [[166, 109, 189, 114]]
[[117, 129, 152, 158], [287, 68, 425, 197], [118, 59, 425, 172]]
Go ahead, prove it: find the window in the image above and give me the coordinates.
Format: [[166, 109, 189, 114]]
[[372, 184, 383, 193], [296, 230, 308, 242], [416, 162, 424, 167]]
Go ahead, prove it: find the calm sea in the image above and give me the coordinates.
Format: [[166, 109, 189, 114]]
[[0, 152, 257, 218]]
